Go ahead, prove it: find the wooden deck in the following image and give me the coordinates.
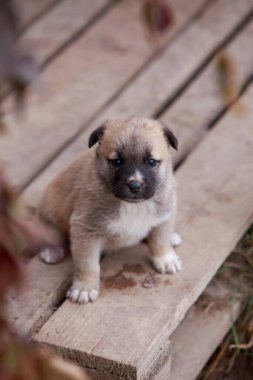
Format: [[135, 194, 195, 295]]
[[2, 0, 253, 379]]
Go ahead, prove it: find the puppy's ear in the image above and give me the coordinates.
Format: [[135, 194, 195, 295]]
[[88, 123, 106, 148], [161, 123, 178, 151]]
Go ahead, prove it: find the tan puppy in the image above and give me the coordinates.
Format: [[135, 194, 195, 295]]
[[38, 117, 182, 304]]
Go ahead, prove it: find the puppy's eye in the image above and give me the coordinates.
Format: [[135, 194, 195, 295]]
[[146, 158, 160, 168], [109, 158, 124, 168]]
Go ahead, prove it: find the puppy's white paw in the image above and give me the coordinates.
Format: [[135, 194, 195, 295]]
[[39, 247, 64, 264], [66, 285, 99, 304], [152, 250, 182, 275], [170, 232, 182, 247]]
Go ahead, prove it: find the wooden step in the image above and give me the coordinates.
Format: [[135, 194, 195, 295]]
[[1, 0, 250, 190], [28, 86, 253, 379], [24, 17, 253, 206]]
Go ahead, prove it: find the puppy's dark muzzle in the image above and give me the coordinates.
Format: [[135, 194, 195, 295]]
[[110, 163, 156, 202]]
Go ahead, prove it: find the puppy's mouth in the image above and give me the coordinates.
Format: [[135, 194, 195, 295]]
[[112, 186, 155, 203], [117, 195, 146, 203]]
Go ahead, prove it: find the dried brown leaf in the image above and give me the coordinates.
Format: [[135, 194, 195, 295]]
[[216, 50, 245, 114], [0, 245, 23, 299], [142, 0, 174, 36]]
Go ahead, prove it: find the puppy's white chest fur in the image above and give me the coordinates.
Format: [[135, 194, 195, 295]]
[[106, 200, 171, 247]]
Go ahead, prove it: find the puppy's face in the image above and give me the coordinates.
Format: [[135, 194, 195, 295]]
[[89, 117, 177, 203]]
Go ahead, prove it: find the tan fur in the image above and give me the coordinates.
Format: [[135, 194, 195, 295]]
[[38, 117, 181, 304]]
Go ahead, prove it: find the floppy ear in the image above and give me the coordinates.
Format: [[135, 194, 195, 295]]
[[161, 123, 178, 151], [88, 123, 106, 148]]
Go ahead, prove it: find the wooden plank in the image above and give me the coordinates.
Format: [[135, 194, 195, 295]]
[[7, 256, 72, 337], [154, 279, 241, 380], [14, 0, 61, 32], [24, 18, 253, 206], [32, 86, 253, 379], [18, 0, 109, 66], [1, 0, 250, 190]]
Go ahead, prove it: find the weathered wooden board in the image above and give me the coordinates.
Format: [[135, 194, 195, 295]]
[[7, 256, 72, 337], [24, 18, 253, 206], [1, 0, 250, 190], [15, 0, 61, 32], [32, 87, 253, 379], [18, 0, 109, 66], [155, 280, 241, 380]]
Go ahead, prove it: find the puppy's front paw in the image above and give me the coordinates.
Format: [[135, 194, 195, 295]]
[[66, 282, 99, 304], [39, 247, 64, 264], [152, 250, 182, 275]]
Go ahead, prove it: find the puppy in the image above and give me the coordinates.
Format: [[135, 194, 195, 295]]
[[38, 117, 182, 304]]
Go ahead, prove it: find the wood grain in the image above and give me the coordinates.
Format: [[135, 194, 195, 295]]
[[15, 0, 61, 32], [24, 17, 253, 206], [32, 86, 253, 379], [7, 256, 72, 336], [18, 0, 109, 66]]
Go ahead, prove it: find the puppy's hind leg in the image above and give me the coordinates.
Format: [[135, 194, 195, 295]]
[[39, 246, 65, 264], [38, 223, 66, 264]]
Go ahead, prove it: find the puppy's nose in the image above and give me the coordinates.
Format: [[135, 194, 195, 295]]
[[127, 180, 142, 191]]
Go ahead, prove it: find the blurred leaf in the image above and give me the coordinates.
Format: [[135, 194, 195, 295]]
[[216, 51, 240, 106], [0, 171, 16, 216], [37, 356, 91, 380], [0, 171, 61, 258], [142, 0, 174, 36], [0, 0, 19, 35], [0, 173, 61, 301], [0, 330, 91, 380], [6, 53, 39, 110], [0, 245, 23, 299], [0, 0, 39, 112], [14, 214, 62, 258]]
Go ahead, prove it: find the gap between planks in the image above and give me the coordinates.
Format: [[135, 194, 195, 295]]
[[17, 85, 253, 379], [14, 0, 62, 34], [1, 0, 251, 191]]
